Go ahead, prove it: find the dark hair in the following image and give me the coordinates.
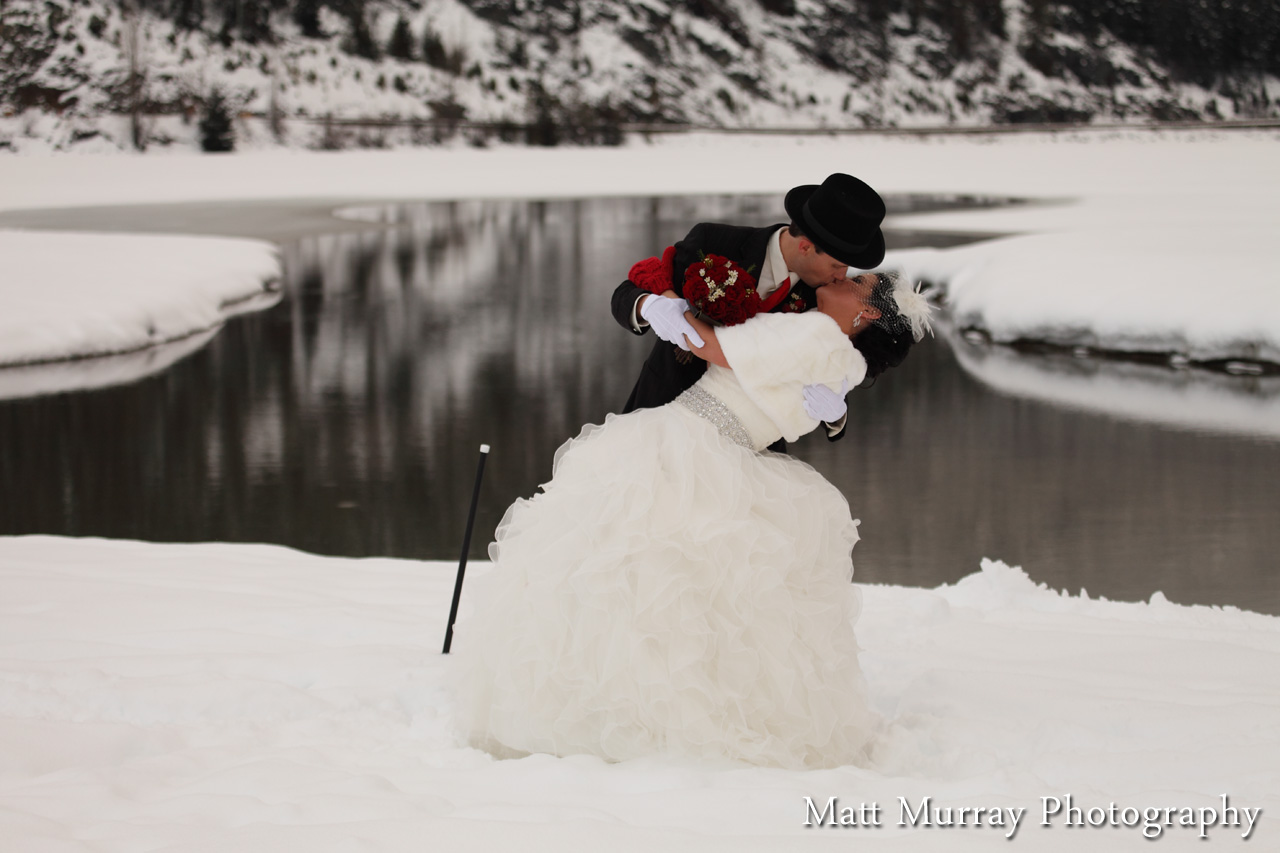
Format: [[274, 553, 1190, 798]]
[[852, 325, 913, 382], [786, 222, 826, 254], [851, 271, 916, 381]]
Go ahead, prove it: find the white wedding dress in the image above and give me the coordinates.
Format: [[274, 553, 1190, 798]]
[[453, 311, 877, 769]]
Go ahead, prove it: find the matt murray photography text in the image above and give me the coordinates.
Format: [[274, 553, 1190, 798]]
[[803, 794, 1261, 840]]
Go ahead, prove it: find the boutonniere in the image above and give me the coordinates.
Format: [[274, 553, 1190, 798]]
[[779, 291, 808, 313]]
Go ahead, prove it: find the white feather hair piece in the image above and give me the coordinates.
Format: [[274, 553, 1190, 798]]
[[889, 276, 935, 341]]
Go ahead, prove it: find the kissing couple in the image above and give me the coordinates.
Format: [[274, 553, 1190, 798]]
[[454, 173, 933, 769]]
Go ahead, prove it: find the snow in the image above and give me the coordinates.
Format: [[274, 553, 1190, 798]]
[[0, 535, 1276, 851], [0, 230, 280, 370], [1, 130, 1278, 380], [892, 225, 1280, 363]]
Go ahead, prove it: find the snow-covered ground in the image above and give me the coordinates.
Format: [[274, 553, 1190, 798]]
[[1, 536, 1275, 851], [2, 129, 1278, 378]]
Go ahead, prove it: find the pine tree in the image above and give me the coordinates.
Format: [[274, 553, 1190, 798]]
[[422, 24, 448, 69], [239, 1, 275, 45], [170, 0, 203, 32], [526, 80, 560, 146], [388, 16, 414, 60], [199, 89, 235, 152], [215, 0, 276, 46], [343, 8, 380, 60], [1021, 0, 1057, 76], [293, 0, 324, 38]]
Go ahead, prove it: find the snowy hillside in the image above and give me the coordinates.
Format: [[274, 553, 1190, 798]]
[[3, 0, 1279, 152]]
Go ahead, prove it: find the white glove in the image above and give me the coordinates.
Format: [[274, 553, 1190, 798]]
[[639, 295, 705, 351], [802, 379, 849, 421]]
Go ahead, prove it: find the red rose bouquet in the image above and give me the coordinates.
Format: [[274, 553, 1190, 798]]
[[628, 247, 799, 326], [682, 253, 761, 326]]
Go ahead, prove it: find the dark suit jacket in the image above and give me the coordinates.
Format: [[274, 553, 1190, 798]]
[[610, 222, 843, 443]]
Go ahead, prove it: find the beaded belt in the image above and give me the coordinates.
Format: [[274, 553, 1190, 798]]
[[675, 385, 754, 450]]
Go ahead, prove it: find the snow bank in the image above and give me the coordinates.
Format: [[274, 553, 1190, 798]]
[[0, 230, 280, 368], [890, 227, 1280, 364], [1, 536, 1275, 851]]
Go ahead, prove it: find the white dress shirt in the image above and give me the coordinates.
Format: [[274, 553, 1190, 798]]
[[758, 227, 799, 301]]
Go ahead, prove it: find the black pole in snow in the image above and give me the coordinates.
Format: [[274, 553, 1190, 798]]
[[442, 443, 489, 654]]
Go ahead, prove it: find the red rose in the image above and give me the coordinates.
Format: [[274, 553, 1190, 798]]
[[683, 255, 760, 326]]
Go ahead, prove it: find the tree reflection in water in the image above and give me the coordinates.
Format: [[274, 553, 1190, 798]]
[[0, 195, 1277, 615]]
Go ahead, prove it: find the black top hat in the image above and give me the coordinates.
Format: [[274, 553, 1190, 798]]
[[784, 173, 886, 269]]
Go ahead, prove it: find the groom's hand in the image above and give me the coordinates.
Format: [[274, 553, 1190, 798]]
[[802, 379, 849, 421], [639, 295, 706, 351]]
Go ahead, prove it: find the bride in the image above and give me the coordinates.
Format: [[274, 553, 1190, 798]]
[[452, 270, 931, 770]]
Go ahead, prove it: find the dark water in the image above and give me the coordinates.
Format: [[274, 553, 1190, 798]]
[[1, 194, 1277, 614]]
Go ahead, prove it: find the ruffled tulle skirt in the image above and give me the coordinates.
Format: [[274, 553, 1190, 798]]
[[452, 404, 876, 769]]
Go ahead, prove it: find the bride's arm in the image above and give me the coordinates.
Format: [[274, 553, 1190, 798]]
[[682, 311, 729, 368]]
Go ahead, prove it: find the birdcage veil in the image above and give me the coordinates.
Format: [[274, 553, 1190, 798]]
[[866, 270, 934, 341]]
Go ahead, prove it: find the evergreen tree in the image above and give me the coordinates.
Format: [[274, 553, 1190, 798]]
[[388, 16, 415, 60], [293, 0, 324, 38], [199, 88, 235, 152], [343, 8, 380, 60], [421, 24, 467, 74], [215, 0, 276, 46], [940, 0, 974, 60], [1058, 0, 1280, 84], [1021, 0, 1056, 76], [239, 1, 276, 45], [422, 24, 448, 69], [526, 80, 560, 146], [169, 0, 203, 32], [973, 0, 1005, 40]]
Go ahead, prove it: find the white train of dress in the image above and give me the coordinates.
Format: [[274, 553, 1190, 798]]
[[452, 312, 877, 769]]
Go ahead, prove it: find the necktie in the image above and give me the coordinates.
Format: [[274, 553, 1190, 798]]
[[760, 276, 792, 313]]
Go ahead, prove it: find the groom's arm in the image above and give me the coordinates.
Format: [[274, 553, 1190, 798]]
[[670, 222, 711, 292], [612, 222, 715, 334], [611, 280, 651, 335]]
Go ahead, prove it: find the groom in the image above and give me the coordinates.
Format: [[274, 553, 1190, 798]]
[[609, 173, 887, 442]]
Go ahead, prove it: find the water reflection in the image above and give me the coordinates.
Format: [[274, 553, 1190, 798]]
[[0, 328, 220, 401], [949, 330, 1280, 440], [0, 195, 1277, 615], [794, 329, 1280, 614]]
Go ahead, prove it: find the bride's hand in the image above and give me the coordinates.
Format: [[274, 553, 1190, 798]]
[[802, 379, 849, 421]]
